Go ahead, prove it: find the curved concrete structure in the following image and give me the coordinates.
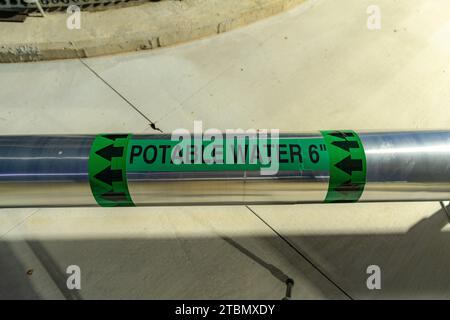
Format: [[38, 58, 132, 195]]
[[0, 0, 306, 62]]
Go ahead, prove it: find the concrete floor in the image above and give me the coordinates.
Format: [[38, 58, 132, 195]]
[[1, 0, 450, 299]]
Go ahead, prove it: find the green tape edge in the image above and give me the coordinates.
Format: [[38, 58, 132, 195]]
[[88, 134, 134, 207], [321, 130, 367, 203]]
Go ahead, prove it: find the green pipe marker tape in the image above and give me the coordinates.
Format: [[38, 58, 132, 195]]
[[88, 134, 134, 207], [321, 130, 367, 203], [88, 132, 366, 206]]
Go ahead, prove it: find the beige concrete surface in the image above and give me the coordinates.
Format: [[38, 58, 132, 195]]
[[84, 0, 450, 132], [0, 207, 344, 299], [0, 0, 306, 62], [0, 209, 39, 237], [1, 0, 450, 299], [0, 59, 151, 134], [251, 202, 450, 299]]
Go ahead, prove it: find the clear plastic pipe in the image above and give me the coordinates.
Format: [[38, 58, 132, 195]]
[[0, 130, 450, 208]]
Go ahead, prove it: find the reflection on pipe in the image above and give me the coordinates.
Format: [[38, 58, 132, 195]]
[[0, 130, 450, 208]]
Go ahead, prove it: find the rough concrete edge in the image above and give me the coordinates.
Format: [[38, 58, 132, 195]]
[[0, 0, 306, 63]]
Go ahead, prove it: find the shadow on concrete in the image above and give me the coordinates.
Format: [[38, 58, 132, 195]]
[[26, 240, 83, 300], [0, 10, 27, 23], [273, 205, 450, 299], [0, 206, 449, 299], [0, 241, 39, 299]]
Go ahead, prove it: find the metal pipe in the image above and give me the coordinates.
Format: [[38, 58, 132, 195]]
[[1, 130, 450, 208]]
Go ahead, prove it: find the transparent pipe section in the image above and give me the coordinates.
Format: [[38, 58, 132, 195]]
[[0, 131, 450, 208]]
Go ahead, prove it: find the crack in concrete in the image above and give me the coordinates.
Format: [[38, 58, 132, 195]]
[[439, 201, 450, 223], [78, 58, 164, 133], [245, 205, 353, 300], [0, 208, 41, 240]]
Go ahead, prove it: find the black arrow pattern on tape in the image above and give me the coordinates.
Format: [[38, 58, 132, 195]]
[[331, 140, 360, 152], [95, 144, 124, 161], [329, 132, 355, 140], [101, 190, 128, 203], [94, 166, 123, 186], [90, 134, 133, 207], [323, 130, 366, 203], [335, 155, 363, 175], [103, 134, 128, 141]]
